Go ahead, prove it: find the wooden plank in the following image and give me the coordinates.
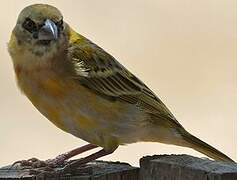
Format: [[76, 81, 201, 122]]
[[140, 154, 237, 180], [2, 154, 236, 180], [0, 160, 139, 180]]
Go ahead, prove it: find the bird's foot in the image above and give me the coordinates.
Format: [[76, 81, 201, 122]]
[[11, 155, 67, 170], [28, 159, 91, 176], [45, 154, 68, 168], [11, 157, 46, 168]]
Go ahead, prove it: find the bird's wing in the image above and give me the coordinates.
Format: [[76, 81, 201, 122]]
[[68, 35, 178, 123]]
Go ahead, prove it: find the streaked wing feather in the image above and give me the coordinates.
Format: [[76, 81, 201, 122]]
[[68, 36, 177, 121]]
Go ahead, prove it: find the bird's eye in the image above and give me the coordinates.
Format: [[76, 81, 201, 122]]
[[22, 18, 37, 33], [56, 19, 64, 30]]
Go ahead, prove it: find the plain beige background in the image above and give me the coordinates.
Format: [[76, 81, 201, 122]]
[[1, 0, 236, 166]]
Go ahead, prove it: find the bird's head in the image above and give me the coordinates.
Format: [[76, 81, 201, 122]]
[[9, 4, 70, 67]]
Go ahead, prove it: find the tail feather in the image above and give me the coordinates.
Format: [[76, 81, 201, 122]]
[[181, 130, 234, 162]]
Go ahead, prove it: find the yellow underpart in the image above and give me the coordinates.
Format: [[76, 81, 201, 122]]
[[42, 103, 67, 131], [41, 78, 68, 98]]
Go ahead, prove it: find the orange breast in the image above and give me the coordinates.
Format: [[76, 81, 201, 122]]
[[15, 65, 146, 149]]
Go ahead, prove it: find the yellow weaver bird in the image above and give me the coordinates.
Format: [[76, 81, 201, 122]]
[[8, 4, 234, 169]]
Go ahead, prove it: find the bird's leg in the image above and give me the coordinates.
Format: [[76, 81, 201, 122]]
[[62, 147, 117, 173], [46, 143, 99, 167], [11, 143, 98, 169]]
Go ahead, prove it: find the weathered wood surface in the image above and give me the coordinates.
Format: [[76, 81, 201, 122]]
[[1, 155, 237, 180], [140, 154, 237, 180], [0, 160, 139, 180]]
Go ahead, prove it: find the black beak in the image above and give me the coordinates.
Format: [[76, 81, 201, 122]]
[[38, 19, 58, 41]]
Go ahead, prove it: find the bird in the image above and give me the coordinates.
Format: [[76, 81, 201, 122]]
[[8, 4, 234, 170]]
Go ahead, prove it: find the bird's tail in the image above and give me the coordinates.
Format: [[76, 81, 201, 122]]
[[180, 129, 234, 162]]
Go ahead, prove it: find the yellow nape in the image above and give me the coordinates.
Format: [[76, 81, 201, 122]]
[[68, 27, 83, 44]]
